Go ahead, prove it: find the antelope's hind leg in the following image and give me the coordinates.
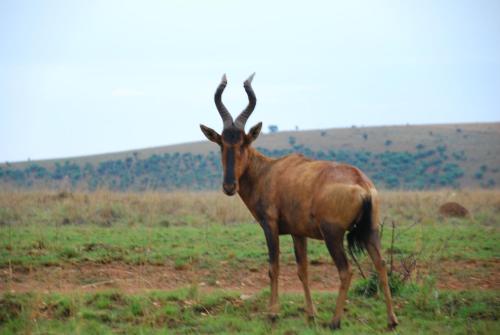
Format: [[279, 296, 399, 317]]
[[365, 229, 399, 329], [319, 223, 352, 330], [292, 235, 316, 321]]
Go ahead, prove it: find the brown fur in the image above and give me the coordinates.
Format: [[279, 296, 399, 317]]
[[200, 75, 398, 329], [238, 149, 375, 237]]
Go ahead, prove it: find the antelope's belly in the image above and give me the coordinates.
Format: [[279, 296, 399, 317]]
[[277, 209, 323, 239]]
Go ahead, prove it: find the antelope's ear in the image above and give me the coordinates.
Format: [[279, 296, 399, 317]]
[[200, 124, 221, 145], [246, 122, 262, 144]]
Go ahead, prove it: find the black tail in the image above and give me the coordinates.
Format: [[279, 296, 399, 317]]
[[347, 196, 373, 255]]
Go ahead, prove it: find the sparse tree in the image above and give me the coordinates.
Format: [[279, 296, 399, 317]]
[[268, 125, 279, 133]]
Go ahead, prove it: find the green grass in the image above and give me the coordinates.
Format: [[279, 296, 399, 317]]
[[1, 288, 498, 334], [0, 218, 498, 269], [0, 190, 498, 333]]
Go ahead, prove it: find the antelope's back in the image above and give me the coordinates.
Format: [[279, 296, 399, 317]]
[[268, 154, 377, 235]]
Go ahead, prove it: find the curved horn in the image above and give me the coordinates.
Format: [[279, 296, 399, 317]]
[[234, 73, 256, 129], [214, 74, 233, 128]]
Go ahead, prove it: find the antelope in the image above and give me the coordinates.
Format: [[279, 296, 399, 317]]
[[199, 74, 399, 330]]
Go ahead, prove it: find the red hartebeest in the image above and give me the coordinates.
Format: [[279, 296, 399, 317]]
[[199, 74, 399, 330]]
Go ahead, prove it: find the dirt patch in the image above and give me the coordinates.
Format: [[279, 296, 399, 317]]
[[1, 260, 498, 294], [0, 262, 340, 294], [439, 202, 470, 218], [432, 259, 500, 290]]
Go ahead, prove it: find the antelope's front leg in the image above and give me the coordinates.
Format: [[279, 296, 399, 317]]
[[261, 219, 280, 320]]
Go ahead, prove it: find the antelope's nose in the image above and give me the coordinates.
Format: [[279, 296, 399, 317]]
[[223, 183, 237, 196]]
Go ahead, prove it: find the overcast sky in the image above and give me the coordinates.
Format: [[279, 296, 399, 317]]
[[1, 0, 499, 162]]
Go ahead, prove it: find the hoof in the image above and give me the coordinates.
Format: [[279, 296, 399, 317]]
[[388, 319, 399, 330], [268, 313, 279, 323], [387, 314, 399, 330], [307, 315, 316, 324], [329, 320, 341, 330]]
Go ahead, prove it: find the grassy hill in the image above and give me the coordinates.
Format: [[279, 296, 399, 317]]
[[1, 122, 499, 190]]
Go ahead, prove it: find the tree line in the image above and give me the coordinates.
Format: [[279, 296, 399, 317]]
[[0, 144, 473, 191]]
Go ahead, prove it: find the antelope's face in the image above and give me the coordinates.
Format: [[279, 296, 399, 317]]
[[200, 74, 262, 196]]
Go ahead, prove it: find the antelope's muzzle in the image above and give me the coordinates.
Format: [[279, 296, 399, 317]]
[[223, 183, 237, 196]]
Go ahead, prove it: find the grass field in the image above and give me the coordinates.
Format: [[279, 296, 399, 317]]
[[1, 190, 499, 334]]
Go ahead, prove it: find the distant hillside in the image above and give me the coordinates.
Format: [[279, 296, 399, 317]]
[[1, 123, 499, 191]]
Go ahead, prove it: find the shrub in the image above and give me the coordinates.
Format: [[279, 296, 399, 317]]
[[352, 271, 408, 297]]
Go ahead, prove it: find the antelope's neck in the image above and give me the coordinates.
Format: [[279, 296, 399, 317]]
[[238, 147, 273, 206]]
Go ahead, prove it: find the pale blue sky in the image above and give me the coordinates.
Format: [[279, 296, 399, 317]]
[[1, 0, 499, 162]]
